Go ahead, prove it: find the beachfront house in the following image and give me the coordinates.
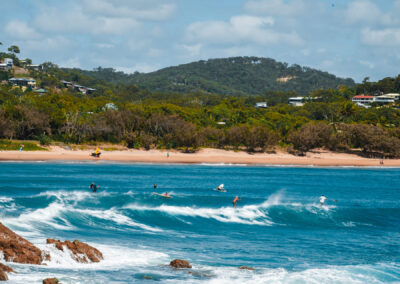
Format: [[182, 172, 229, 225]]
[[9, 77, 36, 88], [288, 97, 305, 107], [255, 102, 268, 108]]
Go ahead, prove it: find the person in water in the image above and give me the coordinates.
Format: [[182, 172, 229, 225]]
[[232, 196, 240, 208], [90, 182, 99, 193], [216, 184, 224, 191], [319, 195, 327, 205], [154, 184, 157, 189], [161, 192, 170, 198]]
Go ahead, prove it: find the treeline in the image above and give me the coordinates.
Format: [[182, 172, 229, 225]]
[[1, 83, 400, 157]]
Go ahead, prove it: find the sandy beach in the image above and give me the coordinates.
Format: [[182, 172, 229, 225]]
[[0, 147, 398, 167]]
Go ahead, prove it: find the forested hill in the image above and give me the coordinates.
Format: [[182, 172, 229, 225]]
[[77, 57, 355, 95]]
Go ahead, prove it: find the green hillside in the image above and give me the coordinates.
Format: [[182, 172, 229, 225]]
[[77, 57, 355, 95]]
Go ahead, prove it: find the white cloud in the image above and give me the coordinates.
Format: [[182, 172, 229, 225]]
[[360, 60, 375, 69], [116, 63, 160, 74], [5, 20, 41, 40], [245, 0, 305, 16], [82, 0, 175, 21], [185, 15, 302, 46], [361, 28, 400, 46]]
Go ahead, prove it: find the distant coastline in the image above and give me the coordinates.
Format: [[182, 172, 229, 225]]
[[0, 147, 397, 167]]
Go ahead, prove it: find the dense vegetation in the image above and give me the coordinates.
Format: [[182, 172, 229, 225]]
[[1, 48, 400, 157], [74, 57, 355, 96]]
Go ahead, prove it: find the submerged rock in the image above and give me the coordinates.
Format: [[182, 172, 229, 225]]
[[0, 222, 43, 264], [170, 259, 192, 269], [42, 278, 59, 284], [0, 263, 15, 281], [46, 239, 103, 263], [238, 266, 255, 271]]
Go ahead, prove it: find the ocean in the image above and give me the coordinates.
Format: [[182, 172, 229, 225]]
[[0, 162, 399, 283]]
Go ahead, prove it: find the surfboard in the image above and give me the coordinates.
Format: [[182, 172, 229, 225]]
[[153, 192, 171, 198]]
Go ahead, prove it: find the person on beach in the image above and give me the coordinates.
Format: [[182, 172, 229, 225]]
[[232, 196, 240, 208], [90, 182, 99, 193], [19, 145, 24, 152]]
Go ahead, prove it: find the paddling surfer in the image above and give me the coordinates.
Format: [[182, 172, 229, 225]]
[[161, 192, 170, 198], [232, 196, 240, 208], [216, 184, 224, 191]]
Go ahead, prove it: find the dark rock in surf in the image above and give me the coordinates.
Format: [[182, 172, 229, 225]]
[[46, 239, 103, 263], [42, 278, 59, 284], [0, 222, 44, 265], [238, 266, 255, 271], [170, 259, 192, 269], [0, 263, 15, 281]]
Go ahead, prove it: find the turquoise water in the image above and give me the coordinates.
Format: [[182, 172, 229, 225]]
[[0, 162, 399, 283]]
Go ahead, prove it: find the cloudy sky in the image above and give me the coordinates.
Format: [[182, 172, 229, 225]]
[[1, 0, 399, 82]]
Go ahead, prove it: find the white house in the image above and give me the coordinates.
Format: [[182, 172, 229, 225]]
[[255, 102, 267, 108], [288, 97, 304, 106], [374, 95, 395, 104]]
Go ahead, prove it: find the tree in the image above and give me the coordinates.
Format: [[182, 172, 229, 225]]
[[7, 45, 20, 54], [289, 122, 333, 154]]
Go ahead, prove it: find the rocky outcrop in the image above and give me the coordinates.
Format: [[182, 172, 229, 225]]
[[238, 266, 255, 271], [169, 259, 192, 269], [42, 278, 59, 284], [0, 263, 15, 281], [46, 239, 103, 263], [0, 222, 43, 264]]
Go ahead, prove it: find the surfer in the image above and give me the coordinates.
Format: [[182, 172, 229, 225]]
[[319, 195, 327, 206], [154, 183, 157, 189], [216, 184, 224, 191], [90, 182, 99, 193], [161, 192, 170, 198], [232, 196, 240, 208]]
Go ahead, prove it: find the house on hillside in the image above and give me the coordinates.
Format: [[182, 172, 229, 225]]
[[0, 58, 13, 71], [352, 95, 374, 105], [288, 97, 304, 106], [9, 77, 36, 88], [255, 102, 268, 108], [61, 80, 96, 94], [374, 95, 395, 104], [383, 93, 400, 100]]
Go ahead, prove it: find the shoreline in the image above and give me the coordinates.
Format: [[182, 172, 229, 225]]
[[0, 147, 398, 167]]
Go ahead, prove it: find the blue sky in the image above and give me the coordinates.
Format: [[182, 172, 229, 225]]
[[1, 0, 400, 82]]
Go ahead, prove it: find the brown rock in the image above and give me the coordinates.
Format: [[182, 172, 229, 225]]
[[0, 222, 43, 264], [0, 263, 16, 281], [238, 266, 255, 271], [42, 278, 59, 284], [169, 259, 192, 269], [46, 239, 103, 263]]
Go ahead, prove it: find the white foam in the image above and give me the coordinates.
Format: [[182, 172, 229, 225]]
[[41, 243, 169, 270], [73, 207, 162, 232], [125, 193, 284, 226], [180, 263, 400, 284], [2, 202, 74, 232]]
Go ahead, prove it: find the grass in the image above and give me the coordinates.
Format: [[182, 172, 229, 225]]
[[0, 140, 47, 151]]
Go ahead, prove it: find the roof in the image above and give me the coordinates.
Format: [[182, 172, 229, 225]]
[[353, 95, 374, 99], [9, 77, 36, 82]]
